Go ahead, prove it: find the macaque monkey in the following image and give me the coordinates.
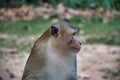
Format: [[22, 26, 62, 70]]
[[22, 19, 82, 80]]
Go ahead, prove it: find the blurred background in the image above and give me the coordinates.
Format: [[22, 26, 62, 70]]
[[0, 0, 120, 80]]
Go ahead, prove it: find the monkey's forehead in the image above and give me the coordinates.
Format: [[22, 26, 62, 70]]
[[51, 20, 73, 28], [51, 21, 78, 31]]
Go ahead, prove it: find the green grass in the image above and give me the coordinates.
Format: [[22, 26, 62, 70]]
[[100, 67, 120, 79], [0, 17, 120, 52], [83, 22, 120, 45], [0, 18, 51, 36], [0, 17, 51, 53], [71, 18, 120, 45]]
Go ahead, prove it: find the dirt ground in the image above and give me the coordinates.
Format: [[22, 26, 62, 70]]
[[0, 44, 120, 80]]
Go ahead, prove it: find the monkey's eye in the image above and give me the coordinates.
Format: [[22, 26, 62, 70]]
[[72, 32, 77, 40], [72, 32, 76, 36]]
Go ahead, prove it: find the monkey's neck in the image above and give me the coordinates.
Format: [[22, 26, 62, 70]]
[[46, 45, 77, 80]]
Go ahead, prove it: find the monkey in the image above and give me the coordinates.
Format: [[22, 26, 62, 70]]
[[22, 19, 82, 80]]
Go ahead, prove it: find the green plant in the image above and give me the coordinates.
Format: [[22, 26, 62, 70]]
[[0, 0, 26, 8], [45, 0, 120, 10]]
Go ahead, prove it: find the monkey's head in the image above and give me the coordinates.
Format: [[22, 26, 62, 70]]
[[50, 19, 82, 54]]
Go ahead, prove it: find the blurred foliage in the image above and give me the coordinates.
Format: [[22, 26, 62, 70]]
[[0, 0, 26, 8], [0, 0, 120, 10], [48, 0, 120, 10]]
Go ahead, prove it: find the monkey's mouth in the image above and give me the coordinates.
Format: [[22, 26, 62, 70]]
[[71, 47, 81, 52]]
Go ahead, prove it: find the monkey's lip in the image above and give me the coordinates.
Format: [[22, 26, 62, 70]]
[[71, 47, 81, 52]]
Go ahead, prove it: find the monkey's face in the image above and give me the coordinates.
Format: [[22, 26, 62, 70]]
[[50, 19, 82, 54], [66, 28, 82, 53], [51, 26, 81, 54]]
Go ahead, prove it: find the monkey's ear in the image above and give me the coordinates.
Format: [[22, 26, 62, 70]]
[[50, 26, 58, 37]]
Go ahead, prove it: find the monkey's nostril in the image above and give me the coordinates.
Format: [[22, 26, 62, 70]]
[[79, 42, 82, 45]]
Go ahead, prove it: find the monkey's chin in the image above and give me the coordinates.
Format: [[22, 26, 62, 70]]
[[71, 47, 81, 53]]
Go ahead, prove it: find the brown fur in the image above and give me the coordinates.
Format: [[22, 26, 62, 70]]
[[22, 19, 81, 80]]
